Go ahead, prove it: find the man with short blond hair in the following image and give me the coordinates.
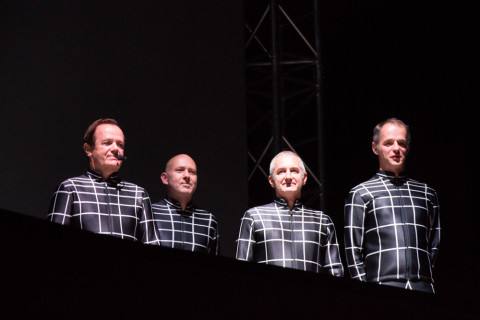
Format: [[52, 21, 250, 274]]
[[236, 151, 343, 276], [344, 118, 440, 293], [152, 154, 219, 254]]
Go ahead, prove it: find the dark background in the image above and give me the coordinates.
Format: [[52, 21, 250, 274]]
[[0, 0, 478, 313], [0, 0, 248, 255], [317, 1, 478, 305]]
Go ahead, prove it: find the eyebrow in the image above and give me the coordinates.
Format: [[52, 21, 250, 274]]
[[276, 166, 300, 171], [174, 166, 196, 171], [383, 138, 406, 142]]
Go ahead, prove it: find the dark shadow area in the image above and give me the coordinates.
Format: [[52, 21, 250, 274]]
[[0, 0, 248, 257], [0, 1, 478, 317], [1, 209, 476, 319]]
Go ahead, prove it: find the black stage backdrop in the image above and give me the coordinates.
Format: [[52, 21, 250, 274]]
[[317, 2, 478, 308], [0, 0, 478, 315], [0, 0, 248, 256]]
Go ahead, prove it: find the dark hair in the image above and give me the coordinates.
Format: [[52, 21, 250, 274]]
[[372, 118, 410, 148], [83, 118, 119, 147]]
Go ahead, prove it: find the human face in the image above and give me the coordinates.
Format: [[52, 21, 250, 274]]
[[268, 153, 307, 200], [161, 154, 198, 201], [84, 124, 125, 178], [372, 122, 409, 176]]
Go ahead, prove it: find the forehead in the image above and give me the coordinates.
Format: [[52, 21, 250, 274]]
[[94, 124, 124, 139], [168, 156, 197, 169], [273, 154, 301, 169], [380, 123, 407, 140]]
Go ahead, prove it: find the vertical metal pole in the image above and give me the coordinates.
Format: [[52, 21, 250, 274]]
[[313, 0, 326, 212], [271, 0, 282, 155]]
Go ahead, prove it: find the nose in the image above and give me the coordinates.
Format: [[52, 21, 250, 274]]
[[110, 142, 119, 153], [285, 170, 292, 179], [183, 169, 190, 180], [392, 141, 400, 150]]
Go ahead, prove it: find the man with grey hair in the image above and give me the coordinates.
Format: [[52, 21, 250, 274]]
[[236, 151, 343, 276], [344, 118, 440, 293]]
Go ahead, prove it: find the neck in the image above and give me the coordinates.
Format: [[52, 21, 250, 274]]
[[91, 168, 116, 180], [169, 194, 192, 211], [280, 196, 297, 210], [380, 167, 403, 177], [390, 169, 402, 177], [101, 172, 114, 180], [286, 199, 296, 210]]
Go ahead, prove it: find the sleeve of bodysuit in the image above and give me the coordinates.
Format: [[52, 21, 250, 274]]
[[428, 188, 441, 268], [235, 210, 255, 261], [209, 216, 220, 256], [139, 189, 161, 245], [321, 215, 344, 277], [47, 180, 74, 226], [344, 187, 367, 281]]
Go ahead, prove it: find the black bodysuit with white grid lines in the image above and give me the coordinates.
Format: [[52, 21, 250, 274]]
[[344, 170, 440, 284], [152, 198, 219, 255], [47, 169, 159, 245], [236, 198, 344, 277]]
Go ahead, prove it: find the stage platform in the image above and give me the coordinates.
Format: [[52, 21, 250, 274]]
[[0, 208, 475, 319]]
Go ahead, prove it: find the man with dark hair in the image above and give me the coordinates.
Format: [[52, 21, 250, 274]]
[[344, 118, 440, 293], [47, 118, 159, 245], [152, 154, 219, 254], [236, 151, 343, 276]]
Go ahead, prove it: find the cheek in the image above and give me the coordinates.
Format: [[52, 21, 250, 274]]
[[174, 176, 183, 184], [95, 147, 107, 155]]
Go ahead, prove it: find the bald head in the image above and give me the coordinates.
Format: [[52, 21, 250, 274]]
[[161, 154, 198, 202], [165, 154, 195, 171]]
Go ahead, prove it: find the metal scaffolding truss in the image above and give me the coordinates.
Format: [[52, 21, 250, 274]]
[[245, 0, 327, 210]]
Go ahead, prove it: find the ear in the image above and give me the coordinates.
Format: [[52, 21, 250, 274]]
[[302, 171, 308, 186], [161, 172, 169, 185], [83, 143, 92, 157], [372, 141, 379, 155], [268, 175, 275, 189]]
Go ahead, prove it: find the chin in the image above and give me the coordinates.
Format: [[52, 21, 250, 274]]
[[281, 189, 299, 194]]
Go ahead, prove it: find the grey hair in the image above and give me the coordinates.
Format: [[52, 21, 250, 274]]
[[269, 151, 306, 176], [372, 118, 411, 148]]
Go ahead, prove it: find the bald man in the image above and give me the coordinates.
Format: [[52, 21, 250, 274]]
[[152, 154, 219, 254]]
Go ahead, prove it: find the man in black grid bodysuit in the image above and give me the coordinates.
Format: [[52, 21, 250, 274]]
[[344, 118, 440, 293], [47, 118, 159, 245], [152, 154, 219, 254], [236, 151, 343, 277]]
